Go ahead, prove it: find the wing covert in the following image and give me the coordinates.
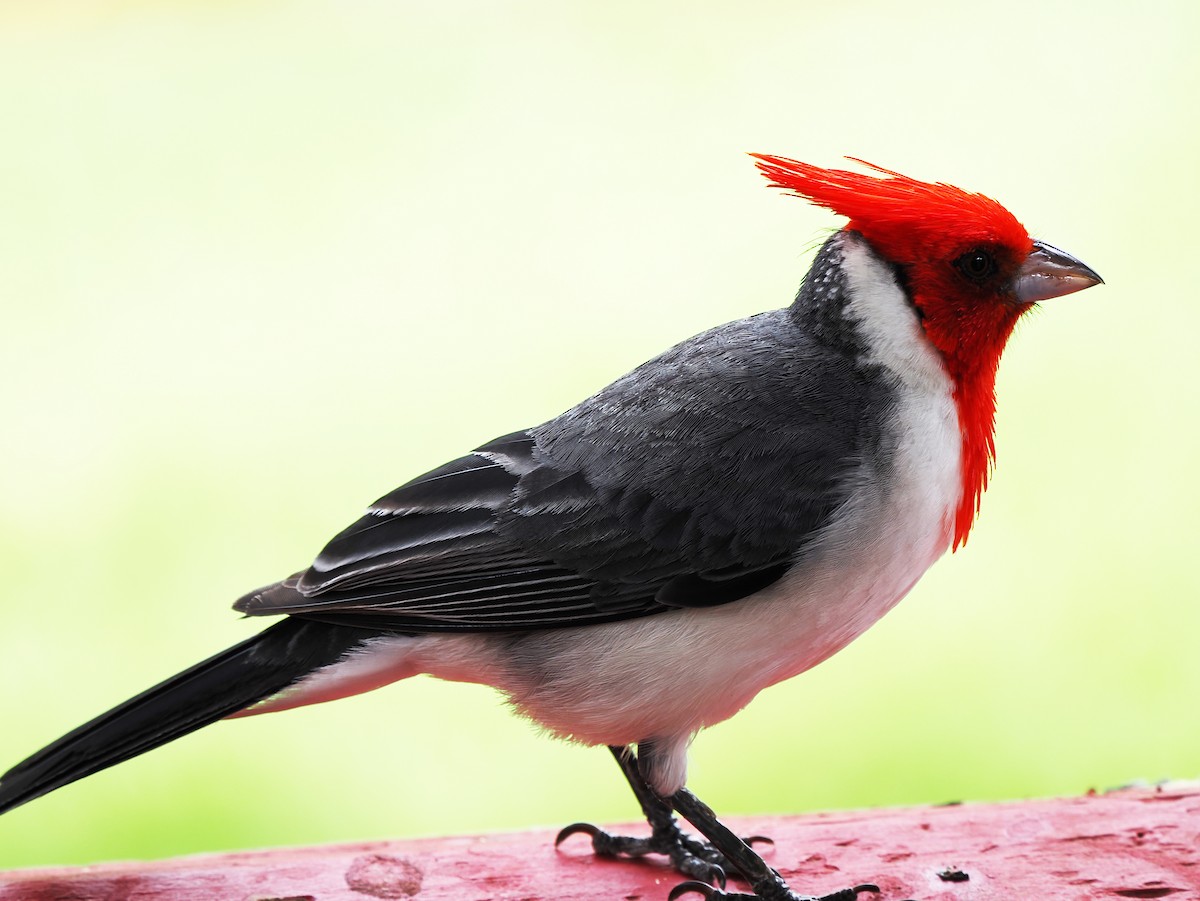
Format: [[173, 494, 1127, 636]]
[[235, 308, 893, 633]]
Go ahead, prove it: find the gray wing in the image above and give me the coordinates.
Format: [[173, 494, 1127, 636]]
[[235, 311, 892, 633]]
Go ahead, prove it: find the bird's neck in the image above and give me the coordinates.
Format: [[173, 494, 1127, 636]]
[[919, 305, 1024, 549]]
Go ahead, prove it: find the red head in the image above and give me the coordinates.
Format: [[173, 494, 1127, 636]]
[[752, 154, 1101, 547]]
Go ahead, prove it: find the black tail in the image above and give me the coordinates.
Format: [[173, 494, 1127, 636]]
[[0, 617, 375, 815]]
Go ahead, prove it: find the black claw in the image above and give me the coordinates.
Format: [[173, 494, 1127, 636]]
[[669, 881, 720, 901], [668, 886, 764, 901], [554, 817, 752, 886], [744, 834, 774, 848], [555, 821, 601, 846], [709, 864, 728, 889], [668, 883, 881, 901], [816, 885, 881, 901]]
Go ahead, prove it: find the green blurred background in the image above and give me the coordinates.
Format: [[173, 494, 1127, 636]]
[[1, 0, 1197, 873]]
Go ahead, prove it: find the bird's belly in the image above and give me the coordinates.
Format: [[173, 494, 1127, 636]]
[[505, 527, 948, 746]]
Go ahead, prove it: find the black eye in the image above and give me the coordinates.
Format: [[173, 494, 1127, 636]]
[[954, 248, 998, 283]]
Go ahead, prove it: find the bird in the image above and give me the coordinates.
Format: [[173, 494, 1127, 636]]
[[0, 156, 1102, 901]]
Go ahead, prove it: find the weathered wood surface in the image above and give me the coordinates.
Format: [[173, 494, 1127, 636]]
[[2, 784, 1198, 900]]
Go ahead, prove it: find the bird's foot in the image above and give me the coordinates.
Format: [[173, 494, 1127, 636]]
[[556, 820, 773, 885], [667, 880, 882, 901]]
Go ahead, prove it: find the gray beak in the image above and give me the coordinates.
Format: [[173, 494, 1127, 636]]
[[1013, 240, 1104, 303]]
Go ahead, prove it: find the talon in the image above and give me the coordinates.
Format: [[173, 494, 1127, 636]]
[[555, 822, 602, 846], [712, 865, 727, 889], [817, 885, 881, 901], [744, 834, 774, 848], [669, 881, 718, 901]]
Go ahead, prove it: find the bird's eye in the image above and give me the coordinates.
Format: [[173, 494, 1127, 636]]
[[954, 248, 998, 283]]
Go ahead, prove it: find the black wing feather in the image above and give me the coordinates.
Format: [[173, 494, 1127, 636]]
[[236, 303, 892, 632]]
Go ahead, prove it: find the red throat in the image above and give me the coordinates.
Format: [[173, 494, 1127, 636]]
[[924, 302, 1025, 549], [751, 154, 1035, 549]]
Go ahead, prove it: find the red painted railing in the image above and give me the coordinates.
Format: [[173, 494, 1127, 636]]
[[2, 784, 1197, 900]]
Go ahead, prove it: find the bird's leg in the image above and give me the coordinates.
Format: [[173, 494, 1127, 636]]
[[556, 745, 770, 885], [666, 787, 880, 901]]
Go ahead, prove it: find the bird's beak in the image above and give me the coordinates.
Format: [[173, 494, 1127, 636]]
[[1012, 240, 1104, 303]]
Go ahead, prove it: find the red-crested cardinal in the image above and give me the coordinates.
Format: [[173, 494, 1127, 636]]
[[0, 157, 1102, 901]]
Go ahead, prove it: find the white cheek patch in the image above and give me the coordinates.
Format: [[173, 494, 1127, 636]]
[[837, 236, 950, 394]]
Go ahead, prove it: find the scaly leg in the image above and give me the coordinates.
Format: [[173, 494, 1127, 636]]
[[557, 745, 883, 901], [557, 745, 771, 885], [667, 786, 880, 901]]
